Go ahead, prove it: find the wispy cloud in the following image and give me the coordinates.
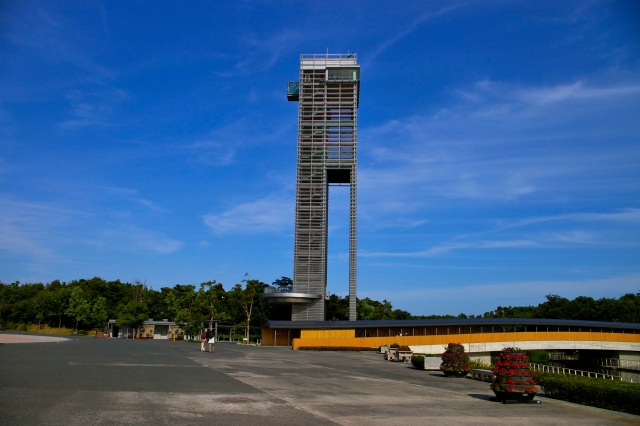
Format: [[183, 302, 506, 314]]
[[516, 82, 640, 106], [214, 28, 308, 77], [102, 186, 168, 214], [0, 198, 73, 260], [57, 88, 129, 129], [203, 195, 293, 234], [102, 226, 183, 254], [183, 140, 236, 166], [491, 209, 640, 233], [366, 2, 471, 64], [181, 119, 291, 167], [359, 78, 640, 219], [362, 208, 640, 259], [1, 3, 128, 128], [361, 239, 537, 258]]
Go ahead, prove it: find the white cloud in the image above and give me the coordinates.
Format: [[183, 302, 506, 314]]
[[203, 195, 293, 235]]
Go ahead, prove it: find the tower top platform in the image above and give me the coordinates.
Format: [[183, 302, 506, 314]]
[[300, 53, 358, 70]]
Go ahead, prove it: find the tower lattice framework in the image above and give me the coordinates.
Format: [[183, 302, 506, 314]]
[[291, 54, 359, 321]]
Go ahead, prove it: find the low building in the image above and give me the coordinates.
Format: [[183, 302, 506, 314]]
[[262, 318, 640, 364], [107, 318, 183, 339]]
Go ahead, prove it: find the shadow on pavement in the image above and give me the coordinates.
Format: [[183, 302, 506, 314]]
[[467, 393, 498, 402]]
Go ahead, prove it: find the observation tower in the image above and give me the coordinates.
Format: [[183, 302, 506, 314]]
[[264, 53, 359, 321]]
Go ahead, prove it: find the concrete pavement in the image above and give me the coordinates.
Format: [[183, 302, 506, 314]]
[[0, 332, 637, 425]]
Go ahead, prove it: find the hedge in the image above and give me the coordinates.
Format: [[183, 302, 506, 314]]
[[536, 372, 640, 415], [411, 354, 425, 370]]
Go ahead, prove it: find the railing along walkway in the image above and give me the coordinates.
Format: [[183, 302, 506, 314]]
[[529, 363, 635, 383], [585, 358, 640, 370]]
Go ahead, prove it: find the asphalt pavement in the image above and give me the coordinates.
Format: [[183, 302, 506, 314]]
[[0, 332, 637, 425]]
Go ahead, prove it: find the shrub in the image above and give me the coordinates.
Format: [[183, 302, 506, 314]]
[[440, 343, 472, 373], [399, 345, 411, 351], [525, 350, 549, 364], [411, 354, 425, 370], [536, 372, 640, 415], [390, 342, 399, 348], [468, 358, 492, 370]]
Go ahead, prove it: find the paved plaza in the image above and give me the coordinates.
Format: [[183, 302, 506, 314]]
[[0, 332, 638, 425]]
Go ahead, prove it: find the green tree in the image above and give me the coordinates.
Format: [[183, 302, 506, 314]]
[[116, 300, 148, 337], [92, 296, 109, 332], [199, 281, 230, 329], [32, 289, 49, 329], [65, 287, 90, 331], [356, 297, 375, 320], [325, 294, 349, 321], [272, 276, 293, 293], [240, 277, 258, 341], [228, 275, 259, 341], [46, 281, 68, 328], [174, 307, 204, 339], [163, 290, 180, 321]]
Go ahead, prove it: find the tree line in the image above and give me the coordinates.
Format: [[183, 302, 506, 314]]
[[0, 275, 294, 338], [1, 276, 638, 337], [353, 293, 640, 323]]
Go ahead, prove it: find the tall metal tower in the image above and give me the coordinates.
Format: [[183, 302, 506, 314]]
[[287, 53, 360, 321]]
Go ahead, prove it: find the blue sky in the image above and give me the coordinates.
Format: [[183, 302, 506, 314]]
[[1, 1, 639, 315]]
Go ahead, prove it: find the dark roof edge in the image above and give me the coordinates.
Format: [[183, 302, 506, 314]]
[[265, 318, 640, 330]]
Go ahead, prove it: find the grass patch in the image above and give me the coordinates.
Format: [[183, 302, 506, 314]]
[[8, 324, 78, 336]]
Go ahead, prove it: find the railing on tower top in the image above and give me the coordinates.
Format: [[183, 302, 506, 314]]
[[301, 53, 357, 60]]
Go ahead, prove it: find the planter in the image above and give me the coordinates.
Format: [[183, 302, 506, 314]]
[[491, 347, 538, 404], [443, 370, 468, 378], [440, 343, 472, 377], [385, 349, 397, 361], [396, 350, 413, 363]]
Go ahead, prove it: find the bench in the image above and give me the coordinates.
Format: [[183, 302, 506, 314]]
[[472, 369, 495, 382]]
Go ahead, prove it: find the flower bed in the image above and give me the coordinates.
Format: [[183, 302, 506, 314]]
[[491, 347, 537, 402]]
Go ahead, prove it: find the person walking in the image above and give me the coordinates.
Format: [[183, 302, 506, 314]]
[[200, 329, 207, 352], [206, 328, 215, 353]]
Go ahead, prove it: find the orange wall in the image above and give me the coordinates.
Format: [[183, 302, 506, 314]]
[[292, 330, 640, 350], [262, 328, 292, 346], [301, 329, 355, 339]]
